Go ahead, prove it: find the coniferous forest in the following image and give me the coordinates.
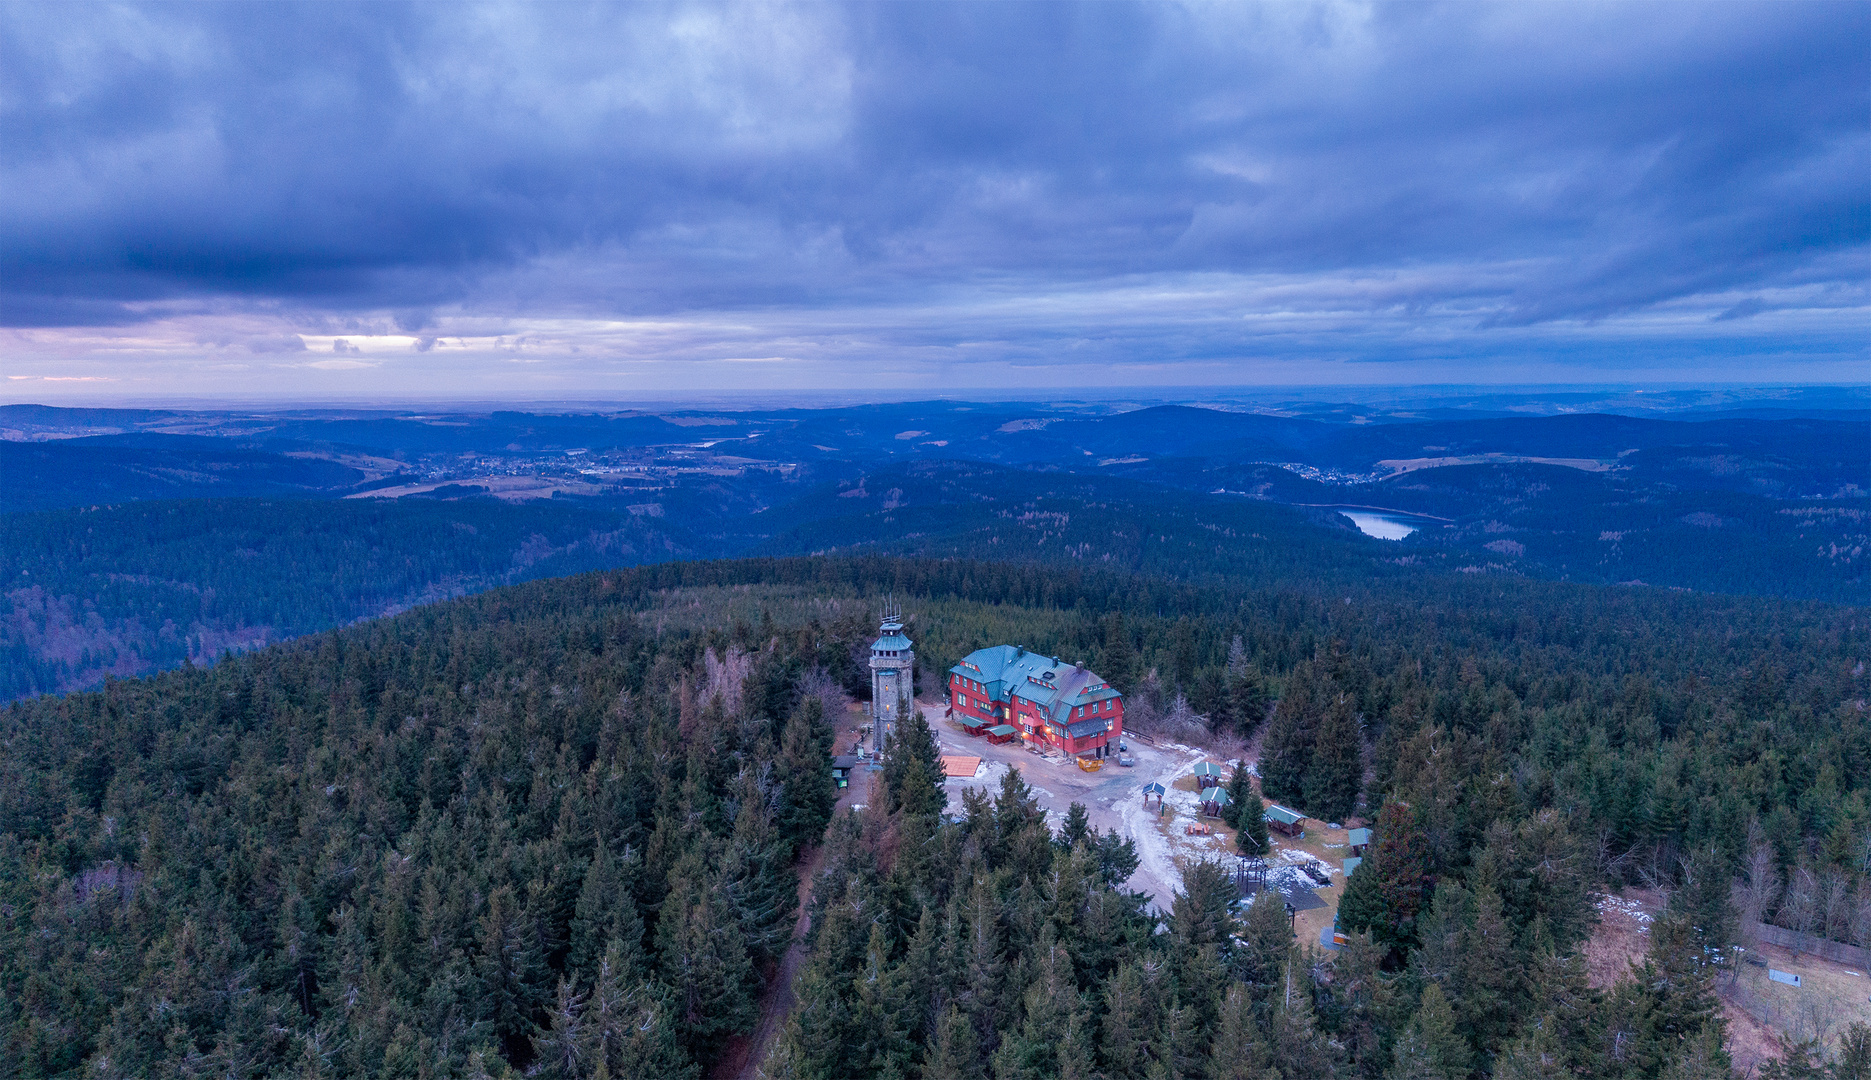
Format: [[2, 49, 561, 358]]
[[2, 556, 1868, 1078]]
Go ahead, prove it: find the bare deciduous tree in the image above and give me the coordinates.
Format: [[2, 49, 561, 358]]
[[1731, 842, 1781, 943], [1781, 866, 1821, 935]]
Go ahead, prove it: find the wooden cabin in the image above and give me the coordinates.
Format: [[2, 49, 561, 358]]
[[1265, 804, 1306, 837]]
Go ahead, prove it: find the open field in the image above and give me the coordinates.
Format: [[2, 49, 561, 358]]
[[1585, 887, 1871, 1073]]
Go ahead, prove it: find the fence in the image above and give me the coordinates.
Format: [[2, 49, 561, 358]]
[[1746, 921, 1871, 968]]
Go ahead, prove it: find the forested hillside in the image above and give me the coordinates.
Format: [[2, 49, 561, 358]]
[[0, 498, 705, 700], [3, 556, 1866, 1077], [3, 401, 1863, 700]]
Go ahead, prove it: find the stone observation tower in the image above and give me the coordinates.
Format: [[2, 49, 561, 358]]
[[868, 599, 914, 754]]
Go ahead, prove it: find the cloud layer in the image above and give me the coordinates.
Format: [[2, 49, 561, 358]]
[[2, 1, 1865, 395]]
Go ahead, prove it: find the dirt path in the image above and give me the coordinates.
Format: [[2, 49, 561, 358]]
[[925, 699, 1210, 912], [712, 711, 874, 1080]]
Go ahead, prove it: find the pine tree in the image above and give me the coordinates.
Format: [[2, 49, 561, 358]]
[[1209, 983, 1275, 1080], [1304, 692, 1363, 823], [1150, 995, 1205, 1080], [1059, 801, 1094, 851], [1237, 890, 1292, 1005], [1236, 785, 1270, 856], [1339, 801, 1435, 957], [1452, 884, 1521, 1059], [1100, 613, 1138, 695], [1260, 661, 1323, 806], [849, 924, 913, 1076], [777, 696, 834, 851], [1388, 983, 1468, 1080], [924, 1004, 979, 1080], [1100, 961, 1155, 1080], [882, 705, 943, 817], [656, 859, 756, 1048]]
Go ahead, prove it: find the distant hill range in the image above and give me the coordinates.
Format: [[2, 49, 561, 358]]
[[1, 396, 1864, 697]]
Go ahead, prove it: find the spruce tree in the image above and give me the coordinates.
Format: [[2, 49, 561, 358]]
[[1259, 661, 1322, 805], [924, 1004, 979, 1080], [1092, 827, 1141, 886], [1339, 801, 1435, 956], [1388, 983, 1468, 1080], [1151, 995, 1206, 1080], [1223, 762, 1251, 828], [1453, 884, 1522, 1059], [1209, 983, 1275, 1080], [882, 705, 942, 816], [1236, 786, 1270, 856], [1100, 961, 1155, 1080], [776, 696, 834, 850], [1237, 890, 1292, 1005], [1270, 947, 1341, 1079], [1059, 801, 1094, 851], [849, 924, 913, 1077], [1304, 692, 1363, 823], [1100, 613, 1138, 695]]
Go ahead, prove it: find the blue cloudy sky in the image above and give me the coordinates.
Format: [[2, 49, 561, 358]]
[[2, 1, 1865, 399]]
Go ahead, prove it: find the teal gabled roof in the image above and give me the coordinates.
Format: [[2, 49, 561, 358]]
[[950, 645, 1121, 725]]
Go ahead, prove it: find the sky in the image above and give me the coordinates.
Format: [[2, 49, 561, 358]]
[[2, 1, 1866, 401]]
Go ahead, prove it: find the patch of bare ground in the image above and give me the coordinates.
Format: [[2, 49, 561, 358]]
[[1584, 889, 1871, 1073], [1584, 887, 1665, 988]]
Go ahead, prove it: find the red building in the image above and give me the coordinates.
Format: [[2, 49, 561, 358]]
[[948, 645, 1124, 758]]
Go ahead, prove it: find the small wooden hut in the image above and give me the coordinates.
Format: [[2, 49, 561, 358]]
[[1141, 782, 1167, 808], [1265, 804, 1306, 837], [1200, 786, 1233, 818], [1347, 827, 1372, 856], [1192, 761, 1225, 789], [986, 724, 1019, 745]]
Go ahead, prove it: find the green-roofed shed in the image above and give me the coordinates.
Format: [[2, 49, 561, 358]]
[[1192, 761, 1225, 788], [1265, 804, 1306, 837], [1200, 787, 1232, 816], [986, 724, 1019, 744], [1347, 827, 1372, 854]]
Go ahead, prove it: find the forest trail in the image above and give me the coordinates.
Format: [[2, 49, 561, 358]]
[[714, 716, 875, 1080]]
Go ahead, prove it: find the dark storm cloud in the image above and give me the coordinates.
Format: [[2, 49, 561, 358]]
[[0, 1, 1865, 378]]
